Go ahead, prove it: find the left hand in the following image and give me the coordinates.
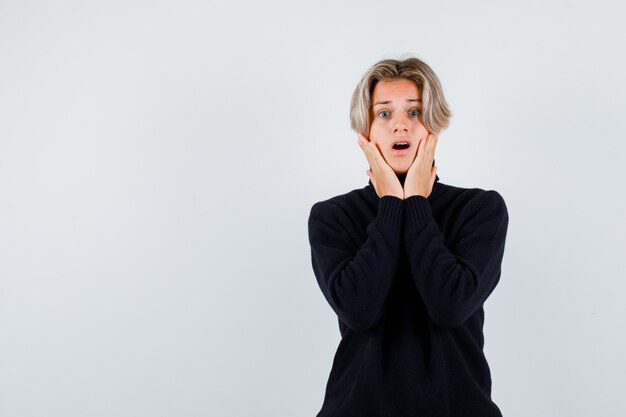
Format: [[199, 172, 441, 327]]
[[404, 133, 439, 199]]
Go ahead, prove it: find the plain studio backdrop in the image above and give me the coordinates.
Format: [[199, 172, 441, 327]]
[[1, 0, 625, 416]]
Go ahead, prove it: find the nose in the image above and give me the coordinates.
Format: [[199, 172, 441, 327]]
[[393, 117, 409, 134]]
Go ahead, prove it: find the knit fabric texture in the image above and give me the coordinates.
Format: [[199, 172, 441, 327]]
[[308, 173, 509, 417]]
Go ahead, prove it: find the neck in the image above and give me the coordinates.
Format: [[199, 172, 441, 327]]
[[396, 172, 408, 186]]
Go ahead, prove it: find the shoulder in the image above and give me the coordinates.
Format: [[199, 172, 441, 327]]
[[308, 188, 369, 249], [438, 181, 506, 207], [309, 185, 371, 221], [437, 182, 508, 225]]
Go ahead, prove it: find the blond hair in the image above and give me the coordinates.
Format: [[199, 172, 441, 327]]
[[350, 56, 452, 136]]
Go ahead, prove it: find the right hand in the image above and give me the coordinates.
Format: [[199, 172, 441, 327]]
[[357, 132, 403, 199]]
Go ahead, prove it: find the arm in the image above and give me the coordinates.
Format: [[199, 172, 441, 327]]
[[403, 190, 509, 328], [308, 196, 404, 331]]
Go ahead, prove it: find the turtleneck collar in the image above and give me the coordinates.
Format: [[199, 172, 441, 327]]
[[367, 173, 439, 188]]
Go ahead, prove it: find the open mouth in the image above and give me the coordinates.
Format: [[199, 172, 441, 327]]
[[391, 140, 412, 155], [392, 142, 410, 150]]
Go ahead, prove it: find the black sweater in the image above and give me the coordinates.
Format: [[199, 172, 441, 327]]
[[308, 173, 509, 417]]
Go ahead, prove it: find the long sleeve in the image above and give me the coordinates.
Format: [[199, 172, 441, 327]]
[[308, 196, 404, 331], [403, 190, 509, 328]]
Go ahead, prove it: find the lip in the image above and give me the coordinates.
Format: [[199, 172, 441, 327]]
[[390, 148, 411, 156], [390, 138, 412, 156]]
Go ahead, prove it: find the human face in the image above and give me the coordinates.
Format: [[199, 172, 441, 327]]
[[369, 78, 429, 175]]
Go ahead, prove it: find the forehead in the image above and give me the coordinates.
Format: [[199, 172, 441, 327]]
[[372, 78, 421, 101]]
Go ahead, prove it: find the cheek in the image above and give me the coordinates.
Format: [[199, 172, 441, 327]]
[[368, 126, 382, 144], [372, 139, 384, 150], [368, 138, 386, 154], [415, 123, 429, 139]]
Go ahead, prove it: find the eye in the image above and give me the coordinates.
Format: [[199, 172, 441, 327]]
[[409, 109, 421, 117], [378, 110, 390, 119]]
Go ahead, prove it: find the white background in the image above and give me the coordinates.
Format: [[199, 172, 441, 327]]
[[1, 0, 625, 416]]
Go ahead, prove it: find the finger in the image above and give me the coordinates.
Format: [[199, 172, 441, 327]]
[[427, 133, 438, 149], [407, 137, 423, 171], [419, 133, 434, 158], [427, 133, 438, 162], [430, 133, 438, 147], [357, 133, 376, 168], [360, 132, 392, 172], [359, 135, 379, 164], [357, 132, 370, 145], [410, 137, 424, 166], [365, 142, 383, 172], [416, 136, 427, 162], [368, 141, 391, 169], [359, 136, 386, 176], [365, 142, 380, 171]]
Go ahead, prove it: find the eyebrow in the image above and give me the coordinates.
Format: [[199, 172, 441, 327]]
[[373, 99, 421, 106]]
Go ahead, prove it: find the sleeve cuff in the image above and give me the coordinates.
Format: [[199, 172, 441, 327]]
[[405, 195, 435, 227], [375, 196, 404, 227]]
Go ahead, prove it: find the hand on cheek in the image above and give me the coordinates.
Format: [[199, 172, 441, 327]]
[[356, 132, 404, 199], [404, 133, 439, 199]]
